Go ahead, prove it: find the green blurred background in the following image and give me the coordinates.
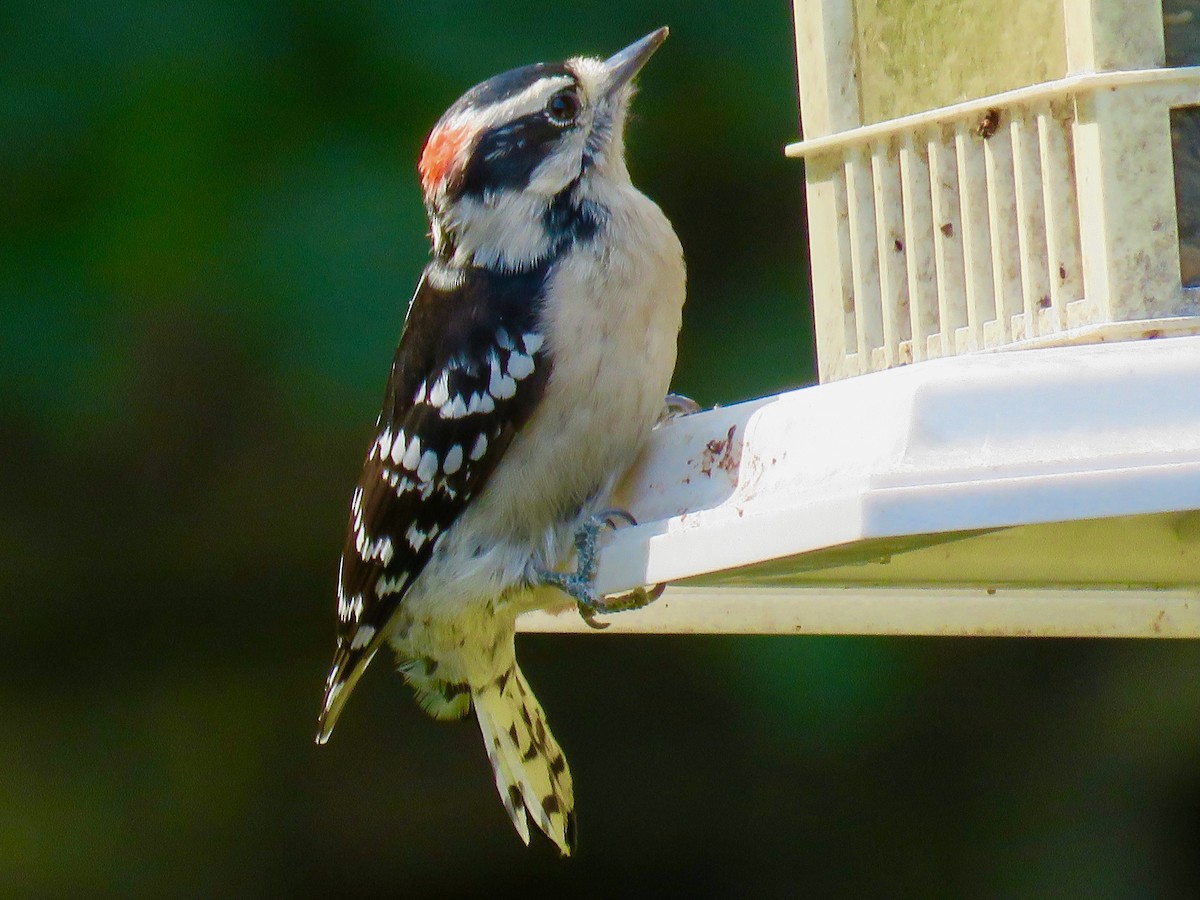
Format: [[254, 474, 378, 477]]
[[5, 1, 1200, 896]]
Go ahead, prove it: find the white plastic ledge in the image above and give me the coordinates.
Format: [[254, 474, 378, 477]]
[[518, 336, 1200, 636]]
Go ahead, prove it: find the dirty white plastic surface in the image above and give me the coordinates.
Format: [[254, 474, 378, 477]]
[[517, 336, 1200, 635], [790, 0, 1200, 382], [520, 587, 1200, 637]]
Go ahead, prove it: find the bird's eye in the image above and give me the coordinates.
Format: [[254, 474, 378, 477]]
[[546, 89, 581, 126]]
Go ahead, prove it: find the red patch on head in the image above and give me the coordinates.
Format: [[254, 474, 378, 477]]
[[419, 124, 473, 194]]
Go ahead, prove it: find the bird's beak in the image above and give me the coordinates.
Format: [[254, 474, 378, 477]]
[[602, 27, 669, 100]]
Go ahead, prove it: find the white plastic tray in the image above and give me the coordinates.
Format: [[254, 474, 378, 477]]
[[518, 335, 1200, 635]]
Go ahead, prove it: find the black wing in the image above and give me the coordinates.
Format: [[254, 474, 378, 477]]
[[318, 264, 553, 739]]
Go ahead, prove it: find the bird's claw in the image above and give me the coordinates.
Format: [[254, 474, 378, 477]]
[[577, 601, 611, 631], [658, 392, 700, 425], [574, 581, 666, 630], [595, 507, 638, 530]]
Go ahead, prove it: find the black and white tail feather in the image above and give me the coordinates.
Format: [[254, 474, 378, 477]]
[[475, 665, 576, 853], [316, 27, 684, 856], [398, 652, 575, 853]]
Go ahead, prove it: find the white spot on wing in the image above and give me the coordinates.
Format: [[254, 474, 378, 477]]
[[390, 429, 407, 465], [377, 572, 409, 595], [489, 368, 517, 400], [470, 433, 488, 461], [336, 560, 349, 620], [350, 624, 376, 649], [402, 435, 422, 470], [427, 371, 450, 407], [443, 444, 463, 475], [417, 449, 438, 483], [406, 523, 428, 550], [486, 351, 517, 399], [338, 591, 364, 623], [441, 394, 468, 419], [467, 392, 496, 414], [507, 351, 535, 380], [362, 535, 393, 564], [522, 332, 544, 354]]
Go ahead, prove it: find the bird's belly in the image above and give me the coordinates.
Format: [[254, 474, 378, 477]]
[[482, 219, 685, 545]]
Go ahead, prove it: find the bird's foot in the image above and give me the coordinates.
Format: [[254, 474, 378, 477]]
[[533, 509, 666, 630]]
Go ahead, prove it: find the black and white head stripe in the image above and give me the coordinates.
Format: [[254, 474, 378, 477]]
[[454, 62, 575, 115], [318, 262, 554, 735], [419, 63, 580, 199], [418, 30, 665, 206]]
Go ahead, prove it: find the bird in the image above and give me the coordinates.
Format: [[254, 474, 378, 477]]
[[314, 28, 686, 855]]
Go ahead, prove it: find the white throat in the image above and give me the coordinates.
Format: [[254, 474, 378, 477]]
[[443, 190, 559, 271]]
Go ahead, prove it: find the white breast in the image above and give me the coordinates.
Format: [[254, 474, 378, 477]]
[[486, 183, 684, 541]]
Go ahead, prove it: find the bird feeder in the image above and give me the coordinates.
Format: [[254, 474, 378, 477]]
[[518, 0, 1200, 637]]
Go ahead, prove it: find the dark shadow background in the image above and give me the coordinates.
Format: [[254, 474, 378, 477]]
[[5, 1, 1200, 896]]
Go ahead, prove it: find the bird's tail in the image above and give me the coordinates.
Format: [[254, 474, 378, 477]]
[[472, 664, 576, 855]]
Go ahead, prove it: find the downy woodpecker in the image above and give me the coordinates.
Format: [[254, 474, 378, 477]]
[[316, 28, 686, 855]]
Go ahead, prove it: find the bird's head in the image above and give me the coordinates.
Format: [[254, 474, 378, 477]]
[[417, 28, 669, 269]]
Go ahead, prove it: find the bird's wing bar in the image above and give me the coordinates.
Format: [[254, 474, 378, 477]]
[[317, 264, 553, 739]]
